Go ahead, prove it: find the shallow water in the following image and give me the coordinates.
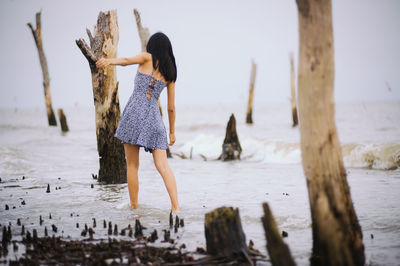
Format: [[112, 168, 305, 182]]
[[0, 102, 399, 265]]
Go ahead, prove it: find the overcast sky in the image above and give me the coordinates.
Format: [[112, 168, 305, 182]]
[[0, 0, 399, 109]]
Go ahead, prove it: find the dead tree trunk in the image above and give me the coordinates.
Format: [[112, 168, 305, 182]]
[[205, 207, 249, 258], [290, 53, 298, 127], [27, 11, 57, 126], [261, 203, 296, 266], [57, 108, 69, 133], [76, 10, 126, 184], [218, 114, 242, 161], [133, 8, 171, 158], [246, 60, 257, 124], [133, 9, 150, 52], [296, 1, 365, 265]]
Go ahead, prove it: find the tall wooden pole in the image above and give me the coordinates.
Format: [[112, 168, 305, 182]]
[[133, 9, 171, 158], [76, 10, 126, 184], [296, 1, 364, 265], [246, 60, 257, 124], [290, 53, 298, 127], [27, 11, 57, 126]]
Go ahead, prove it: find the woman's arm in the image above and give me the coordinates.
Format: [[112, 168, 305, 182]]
[[96, 52, 150, 68], [167, 81, 176, 146]]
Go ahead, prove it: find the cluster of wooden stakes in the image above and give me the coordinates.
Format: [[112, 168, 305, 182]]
[[22, 1, 366, 265]]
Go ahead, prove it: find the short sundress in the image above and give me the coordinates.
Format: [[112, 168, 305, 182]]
[[115, 69, 168, 153]]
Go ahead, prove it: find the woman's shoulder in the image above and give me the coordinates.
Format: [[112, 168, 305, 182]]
[[138, 52, 152, 62]]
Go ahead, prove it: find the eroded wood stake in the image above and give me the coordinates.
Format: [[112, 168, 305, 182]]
[[219, 114, 242, 161], [27, 11, 57, 126], [290, 53, 298, 127], [133, 9, 171, 158], [296, 1, 365, 265], [57, 108, 69, 132], [205, 207, 248, 258], [75, 10, 126, 184], [246, 60, 257, 124], [261, 203, 296, 266]]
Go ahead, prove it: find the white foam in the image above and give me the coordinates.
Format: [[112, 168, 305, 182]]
[[180, 134, 400, 170]]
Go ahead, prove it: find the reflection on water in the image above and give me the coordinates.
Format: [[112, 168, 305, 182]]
[[97, 184, 127, 202]]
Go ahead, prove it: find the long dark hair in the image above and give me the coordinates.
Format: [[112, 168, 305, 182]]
[[146, 32, 177, 83]]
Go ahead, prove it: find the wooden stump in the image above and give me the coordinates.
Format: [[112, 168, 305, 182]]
[[57, 108, 69, 132], [27, 11, 57, 126], [205, 207, 248, 257], [246, 60, 257, 124], [290, 53, 298, 127], [219, 114, 242, 161], [133, 8, 171, 158], [261, 203, 296, 266], [75, 10, 126, 184], [296, 1, 365, 265]]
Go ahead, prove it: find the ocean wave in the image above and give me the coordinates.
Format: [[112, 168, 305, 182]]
[[342, 143, 400, 170], [180, 134, 400, 170]]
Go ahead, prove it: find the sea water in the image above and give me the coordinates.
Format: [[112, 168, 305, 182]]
[[0, 102, 399, 265]]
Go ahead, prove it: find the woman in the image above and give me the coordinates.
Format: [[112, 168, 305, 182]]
[[96, 32, 180, 214]]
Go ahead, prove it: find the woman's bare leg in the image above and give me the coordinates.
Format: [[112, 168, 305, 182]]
[[152, 149, 180, 212], [124, 144, 140, 209]]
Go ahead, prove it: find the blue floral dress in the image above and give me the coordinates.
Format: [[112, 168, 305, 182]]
[[115, 69, 168, 153]]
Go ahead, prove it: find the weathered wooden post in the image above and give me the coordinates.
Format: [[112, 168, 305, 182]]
[[246, 60, 257, 124], [290, 53, 298, 127], [57, 108, 69, 133], [261, 203, 296, 266], [75, 10, 126, 184], [296, 1, 365, 265], [218, 114, 242, 161], [133, 9, 171, 158], [205, 207, 249, 258], [27, 11, 57, 126]]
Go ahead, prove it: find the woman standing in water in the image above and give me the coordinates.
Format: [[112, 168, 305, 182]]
[[96, 32, 180, 214]]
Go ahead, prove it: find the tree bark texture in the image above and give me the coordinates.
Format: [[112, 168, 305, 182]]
[[27, 11, 57, 126], [205, 207, 248, 258], [246, 60, 257, 124], [290, 53, 298, 127], [76, 10, 126, 184], [261, 203, 296, 266], [133, 8, 171, 158], [57, 108, 69, 133], [296, 1, 365, 265], [219, 114, 242, 161]]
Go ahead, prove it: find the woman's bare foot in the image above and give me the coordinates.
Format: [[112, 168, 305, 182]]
[[130, 202, 138, 209]]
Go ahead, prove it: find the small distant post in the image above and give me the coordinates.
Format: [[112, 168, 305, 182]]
[[246, 59, 257, 124], [290, 53, 298, 127], [57, 109, 69, 133], [27, 11, 57, 126]]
